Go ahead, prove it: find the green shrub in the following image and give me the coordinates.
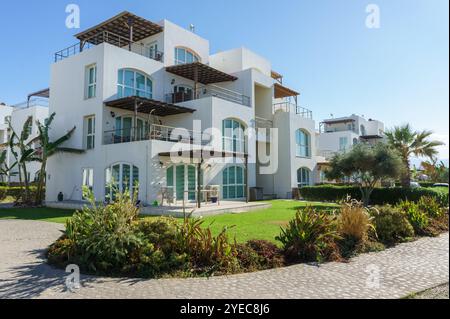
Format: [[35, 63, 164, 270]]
[[371, 206, 414, 244], [276, 206, 342, 263], [417, 196, 444, 218], [397, 200, 429, 235], [176, 218, 239, 275], [236, 243, 264, 272], [299, 185, 449, 206]]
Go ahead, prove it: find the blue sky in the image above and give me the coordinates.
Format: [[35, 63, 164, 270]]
[[0, 0, 448, 160]]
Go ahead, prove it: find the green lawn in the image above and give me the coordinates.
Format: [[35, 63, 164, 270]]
[[202, 200, 338, 243], [0, 207, 75, 224], [0, 200, 338, 243]]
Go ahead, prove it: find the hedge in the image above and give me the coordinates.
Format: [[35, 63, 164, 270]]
[[0, 186, 40, 200], [299, 186, 449, 207]]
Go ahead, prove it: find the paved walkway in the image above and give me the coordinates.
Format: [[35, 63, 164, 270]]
[[0, 220, 448, 299]]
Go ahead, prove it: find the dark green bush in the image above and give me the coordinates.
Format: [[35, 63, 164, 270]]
[[397, 200, 429, 235], [299, 186, 449, 206], [371, 206, 414, 244], [276, 206, 342, 263], [246, 240, 285, 269]]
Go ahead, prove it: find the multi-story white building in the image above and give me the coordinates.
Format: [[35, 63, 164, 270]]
[[317, 114, 385, 158], [45, 11, 325, 205], [1, 97, 49, 183]]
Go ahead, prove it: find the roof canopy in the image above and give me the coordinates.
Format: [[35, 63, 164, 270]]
[[75, 11, 163, 45], [360, 135, 384, 140], [105, 96, 195, 117], [28, 88, 50, 100], [166, 62, 238, 85], [274, 83, 299, 99]]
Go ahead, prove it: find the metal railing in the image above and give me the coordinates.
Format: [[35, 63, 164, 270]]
[[273, 102, 313, 119], [165, 85, 251, 107], [316, 150, 337, 160], [54, 31, 164, 63], [103, 124, 211, 146], [12, 97, 49, 109]]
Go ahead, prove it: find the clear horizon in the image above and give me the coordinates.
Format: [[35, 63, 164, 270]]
[[0, 0, 448, 161]]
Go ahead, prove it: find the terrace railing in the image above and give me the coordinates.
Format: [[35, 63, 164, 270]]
[[103, 124, 212, 146], [165, 85, 251, 107], [54, 31, 164, 63], [273, 102, 313, 119]]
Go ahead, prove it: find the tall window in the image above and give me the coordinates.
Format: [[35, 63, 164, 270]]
[[297, 167, 311, 188], [339, 137, 348, 151], [166, 165, 198, 201], [175, 47, 200, 65], [86, 64, 97, 99], [360, 125, 366, 136], [82, 168, 94, 200], [296, 129, 311, 158], [118, 69, 152, 99], [105, 163, 139, 201], [26, 116, 33, 136], [223, 166, 245, 199], [85, 116, 95, 149], [223, 119, 246, 153]]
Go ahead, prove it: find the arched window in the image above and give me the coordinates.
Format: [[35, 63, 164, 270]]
[[223, 119, 246, 153], [105, 163, 139, 201], [297, 167, 311, 188], [175, 47, 200, 65], [223, 166, 245, 199], [117, 69, 152, 99], [296, 129, 311, 158]]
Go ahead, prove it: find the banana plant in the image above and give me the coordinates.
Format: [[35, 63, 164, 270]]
[[34, 112, 76, 205], [7, 116, 41, 204]]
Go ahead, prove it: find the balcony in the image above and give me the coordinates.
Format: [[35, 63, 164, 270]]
[[273, 102, 313, 119], [103, 124, 211, 146], [54, 31, 164, 63], [165, 85, 251, 107]]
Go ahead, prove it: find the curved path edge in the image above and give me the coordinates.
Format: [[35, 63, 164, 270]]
[[0, 220, 448, 299]]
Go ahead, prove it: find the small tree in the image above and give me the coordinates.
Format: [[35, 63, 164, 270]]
[[34, 113, 76, 205], [326, 143, 404, 206]]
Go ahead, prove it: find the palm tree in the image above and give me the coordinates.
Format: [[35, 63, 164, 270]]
[[385, 124, 444, 187], [34, 113, 76, 205]]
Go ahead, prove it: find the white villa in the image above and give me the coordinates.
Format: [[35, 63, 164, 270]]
[[0, 96, 49, 183], [41, 11, 330, 208], [317, 114, 385, 159]]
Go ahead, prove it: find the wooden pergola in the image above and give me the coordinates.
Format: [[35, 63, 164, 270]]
[[274, 83, 299, 99], [166, 62, 238, 85], [104, 96, 195, 117], [159, 150, 249, 208], [27, 88, 50, 107], [74, 11, 163, 50]]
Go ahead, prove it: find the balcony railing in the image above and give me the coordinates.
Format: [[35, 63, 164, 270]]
[[273, 102, 313, 119], [103, 124, 211, 146], [54, 31, 164, 63], [12, 97, 49, 109], [165, 85, 251, 107], [255, 116, 273, 129]]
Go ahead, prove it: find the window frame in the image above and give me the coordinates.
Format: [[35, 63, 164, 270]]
[[295, 129, 311, 158], [85, 115, 96, 150], [85, 64, 97, 99], [222, 119, 246, 153], [222, 166, 246, 200], [174, 47, 200, 65], [82, 168, 94, 200], [297, 167, 311, 188], [117, 69, 153, 99], [105, 162, 139, 201]]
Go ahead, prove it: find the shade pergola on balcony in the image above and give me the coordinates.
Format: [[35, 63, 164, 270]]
[[274, 83, 300, 99], [74, 11, 163, 45], [166, 62, 238, 85], [104, 96, 196, 117]]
